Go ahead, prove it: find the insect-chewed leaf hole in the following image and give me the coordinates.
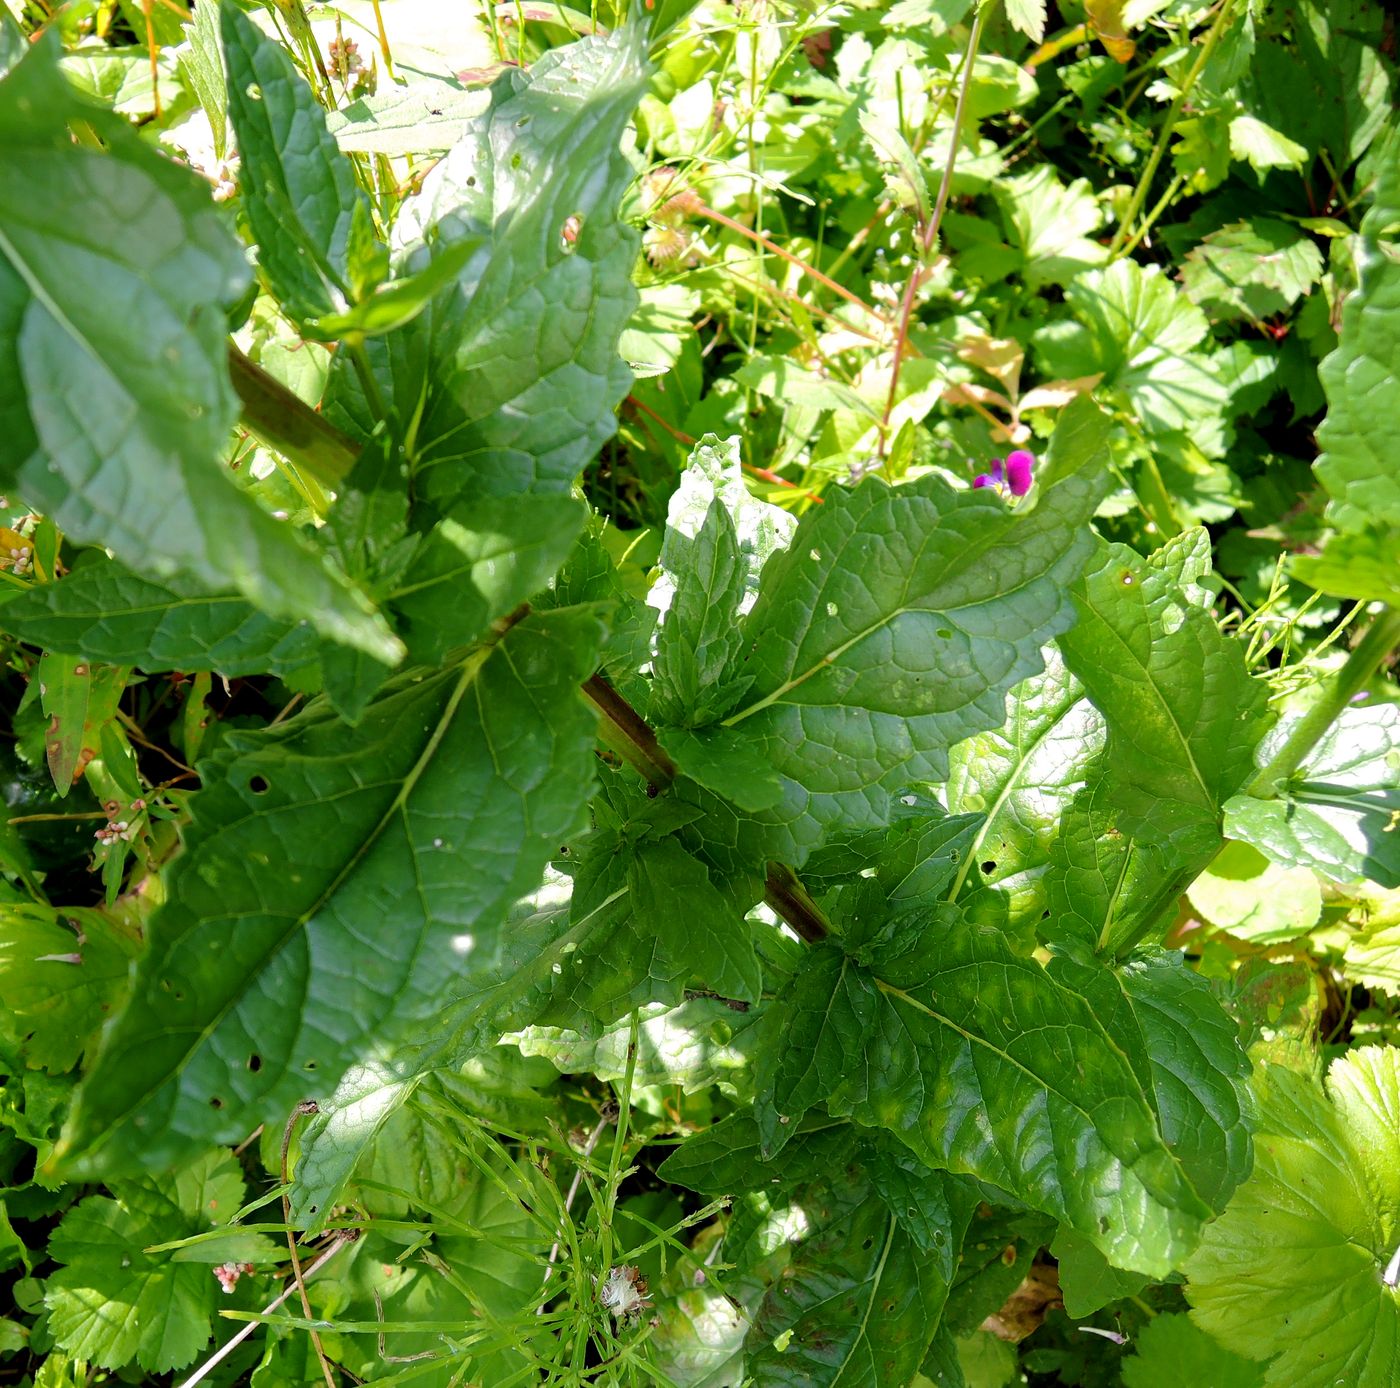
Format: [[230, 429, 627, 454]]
[[248, 775, 270, 794], [247, 1054, 262, 1072]]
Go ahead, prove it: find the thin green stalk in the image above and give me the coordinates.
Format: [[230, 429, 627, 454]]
[[1247, 604, 1400, 800], [1109, 0, 1238, 258], [877, 0, 988, 454], [1117, 171, 1185, 258]]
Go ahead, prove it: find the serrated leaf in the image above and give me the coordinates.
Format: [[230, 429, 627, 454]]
[[54, 608, 603, 1177], [180, 0, 229, 162], [995, 165, 1105, 288], [0, 38, 399, 663], [678, 400, 1108, 866], [1224, 703, 1400, 889], [1183, 1048, 1400, 1387], [1122, 1312, 1263, 1388], [658, 1111, 858, 1197], [1057, 531, 1268, 868], [1311, 154, 1400, 534], [332, 30, 648, 511], [37, 653, 125, 796], [760, 910, 1215, 1276], [1227, 115, 1308, 173], [44, 1149, 265, 1373], [221, 4, 368, 322], [0, 556, 322, 679], [1049, 948, 1252, 1214], [1005, 0, 1047, 42], [862, 1135, 975, 1278], [1180, 219, 1323, 322], [0, 906, 138, 1072]]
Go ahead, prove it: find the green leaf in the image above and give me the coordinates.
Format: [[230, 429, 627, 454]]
[[333, 30, 648, 511], [1004, 0, 1047, 42], [1187, 840, 1322, 943], [37, 653, 124, 797], [658, 1111, 859, 1196], [387, 495, 587, 665], [509, 995, 765, 1094], [221, 3, 368, 322], [680, 400, 1108, 866], [44, 1149, 265, 1373], [1227, 115, 1308, 173], [1050, 948, 1253, 1214], [862, 1135, 975, 1278], [325, 74, 489, 156], [760, 910, 1215, 1275], [0, 906, 138, 1072], [1183, 1048, 1400, 1388], [1311, 141, 1400, 522], [1224, 703, 1400, 889], [1122, 1313, 1263, 1388], [180, 0, 229, 162], [1180, 219, 1323, 322], [0, 556, 320, 679], [743, 1169, 953, 1387], [629, 837, 762, 1004], [733, 354, 878, 419], [54, 608, 603, 1177], [304, 233, 483, 341], [944, 645, 1105, 927], [1057, 530, 1268, 868], [0, 39, 399, 664], [1062, 260, 1226, 443], [1050, 1227, 1148, 1318], [995, 165, 1105, 288], [1292, 526, 1400, 606]]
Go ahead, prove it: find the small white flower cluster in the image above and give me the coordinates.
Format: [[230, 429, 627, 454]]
[[6, 543, 31, 576]]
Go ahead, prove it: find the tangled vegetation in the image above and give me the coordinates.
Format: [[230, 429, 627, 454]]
[[0, 0, 1398, 1384]]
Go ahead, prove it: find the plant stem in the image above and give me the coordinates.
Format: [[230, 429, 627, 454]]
[[1247, 604, 1400, 800], [695, 202, 892, 326], [227, 346, 361, 486], [877, 0, 987, 455], [1108, 0, 1238, 258], [580, 674, 830, 940]]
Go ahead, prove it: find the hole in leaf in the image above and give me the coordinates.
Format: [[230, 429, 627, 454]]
[[209, 1096, 223, 1109], [249, 775, 270, 794], [861, 1235, 875, 1251], [981, 860, 996, 873], [304, 1059, 318, 1071], [309, 1204, 318, 1215], [248, 1054, 262, 1072]]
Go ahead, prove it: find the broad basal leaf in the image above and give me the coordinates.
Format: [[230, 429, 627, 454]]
[[54, 608, 602, 1177], [329, 28, 648, 510], [758, 906, 1215, 1276], [1183, 1047, 1400, 1387], [1180, 219, 1323, 323], [0, 555, 320, 679], [1121, 1313, 1264, 1388], [672, 399, 1109, 867], [0, 38, 399, 662], [1224, 703, 1400, 889], [221, 3, 369, 322]]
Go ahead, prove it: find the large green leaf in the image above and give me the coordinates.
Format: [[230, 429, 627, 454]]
[[54, 608, 602, 1177], [1121, 1313, 1263, 1388], [758, 906, 1215, 1276], [1179, 219, 1323, 323], [1057, 529, 1268, 867], [221, 3, 368, 321], [1183, 1047, 1400, 1387], [943, 646, 1105, 928], [1224, 703, 1400, 889], [327, 29, 648, 509], [0, 38, 398, 662], [674, 400, 1108, 866], [0, 555, 320, 678], [742, 1169, 953, 1386]]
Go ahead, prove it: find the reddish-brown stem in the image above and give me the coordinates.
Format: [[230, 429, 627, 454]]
[[695, 202, 893, 327]]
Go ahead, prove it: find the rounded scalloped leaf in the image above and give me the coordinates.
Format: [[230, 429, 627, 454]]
[[1183, 1048, 1400, 1387]]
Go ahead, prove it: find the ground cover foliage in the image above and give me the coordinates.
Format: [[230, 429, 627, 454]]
[[0, 0, 1397, 1382]]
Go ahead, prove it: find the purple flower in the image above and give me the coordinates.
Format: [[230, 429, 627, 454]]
[[972, 449, 1035, 498]]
